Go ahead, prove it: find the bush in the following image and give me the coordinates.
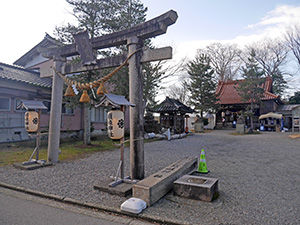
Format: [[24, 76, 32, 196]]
[[203, 118, 209, 126], [144, 113, 161, 133]]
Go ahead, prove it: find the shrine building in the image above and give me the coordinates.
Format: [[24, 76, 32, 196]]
[[215, 76, 283, 129]]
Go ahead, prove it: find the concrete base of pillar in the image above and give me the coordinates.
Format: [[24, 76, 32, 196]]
[[94, 178, 133, 197], [13, 162, 53, 170]]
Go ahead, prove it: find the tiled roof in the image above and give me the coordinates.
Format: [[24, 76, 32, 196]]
[[216, 76, 279, 105], [152, 97, 194, 113], [0, 62, 52, 88]]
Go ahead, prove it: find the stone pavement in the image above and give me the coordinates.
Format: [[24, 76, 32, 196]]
[[0, 130, 300, 224]]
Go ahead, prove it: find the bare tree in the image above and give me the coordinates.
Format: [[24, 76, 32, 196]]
[[285, 24, 300, 66], [245, 38, 289, 96], [165, 75, 190, 105], [198, 42, 242, 81], [141, 51, 188, 110]]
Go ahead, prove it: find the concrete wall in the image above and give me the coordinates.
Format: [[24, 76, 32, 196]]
[[29, 59, 54, 78], [23, 54, 48, 69]]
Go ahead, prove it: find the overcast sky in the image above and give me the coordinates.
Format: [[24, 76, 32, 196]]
[[144, 0, 300, 96], [1, 0, 300, 65], [1, 0, 300, 96], [143, 0, 300, 61]]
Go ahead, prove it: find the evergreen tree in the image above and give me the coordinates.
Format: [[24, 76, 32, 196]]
[[288, 91, 300, 104], [105, 0, 147, 32], [54, 0, 115, 145], [54, 0, 168, 141], [98, 0, 147, 99], [142, 61, 165, 108], [187, 53, 218, 118], [105, 2, 167, 108], [271, 69, 287, 96], [54, 0, 129, 144], [104, 2, 174, 110], [236, 49, 265, 133]]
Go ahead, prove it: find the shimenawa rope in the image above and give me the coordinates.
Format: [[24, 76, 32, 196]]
[[52, 48, 141, 90]]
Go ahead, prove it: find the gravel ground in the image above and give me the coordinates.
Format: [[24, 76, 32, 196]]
[[1, 130, 300, 225]]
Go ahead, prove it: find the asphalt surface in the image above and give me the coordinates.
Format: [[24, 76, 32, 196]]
[[0, 129, 300, 224], [0, 187, 153, 225]]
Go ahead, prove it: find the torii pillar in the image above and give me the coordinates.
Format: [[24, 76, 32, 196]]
[[128, 37, 144, 179], [47, 56, 65, 163]]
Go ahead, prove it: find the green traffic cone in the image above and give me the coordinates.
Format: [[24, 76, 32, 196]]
[[198, 149, 209, 174]]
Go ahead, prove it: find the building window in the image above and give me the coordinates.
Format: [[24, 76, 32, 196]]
[[0, 97, 10, 111], [91, 107, 107, 122], [62, 103, 74, 115]]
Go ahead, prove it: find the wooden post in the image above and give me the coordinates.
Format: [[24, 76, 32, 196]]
[[120, 105, 125, 180], [185, 115, 189, 133], [83, 104, 91, 145], [127, 37, 144, 180], [36, 109, 41, 160], [47, 56, 65, 163]]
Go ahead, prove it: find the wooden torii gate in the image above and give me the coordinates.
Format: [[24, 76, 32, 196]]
[[43, 10, 178, 180]]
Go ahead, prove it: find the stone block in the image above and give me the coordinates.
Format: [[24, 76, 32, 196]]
[[194, 122, 204, 132], [236, 123, 245, 134], [133, 157, 197, 206], [173, 175, 218, 202]]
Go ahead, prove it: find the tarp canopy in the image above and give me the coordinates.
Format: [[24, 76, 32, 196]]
[[204, 113, 214, 118], [259, 112, 283, 120], [96, 94, 135, 108], [18, 100, 48, 110]]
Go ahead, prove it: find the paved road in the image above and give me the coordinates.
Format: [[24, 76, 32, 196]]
[[0, 187, 152, 225]]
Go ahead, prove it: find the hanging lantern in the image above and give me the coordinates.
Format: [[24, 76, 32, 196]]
[[97, 82, 108, 96], [25, 111, 39, 132], [64, 85, 76, 97], [107, 110, 124, 139], [79, 90, 90, 103]]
